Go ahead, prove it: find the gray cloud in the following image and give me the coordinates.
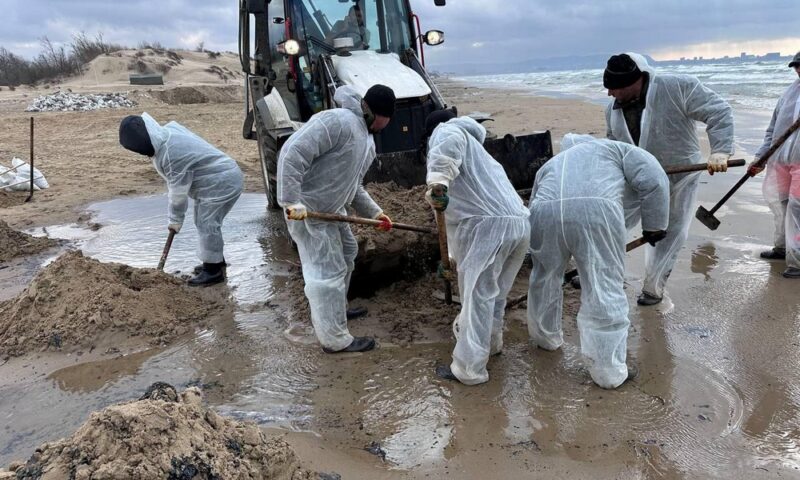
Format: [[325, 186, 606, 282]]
[[3, 0, 799, 72]]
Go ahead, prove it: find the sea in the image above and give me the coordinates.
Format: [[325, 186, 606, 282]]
[[457, 61, 798, 155]]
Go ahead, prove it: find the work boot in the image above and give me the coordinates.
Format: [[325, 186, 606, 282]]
[[188, 262, 225, 286], [346, 306, 368, 320], [322, 336, 375, 354], [637, 291, 662, 306], [760, 247, 786, 260], [192, 260, 228, 274], [435, 364, 459, 382], [782, 267, 800, 279]]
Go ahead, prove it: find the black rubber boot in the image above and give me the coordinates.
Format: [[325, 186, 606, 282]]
[[435, 364, 459, 381], [193, 259, 228, 274], [637, 291, 662, 306], [760, 247, 786, 260], [346, 306, 368, 320], [188, 262, 225, 286], [322, 336, 375, 354], [782, 267, 800, 278]]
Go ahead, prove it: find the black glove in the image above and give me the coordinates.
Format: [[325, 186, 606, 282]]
[[642, 230, 667, 246]]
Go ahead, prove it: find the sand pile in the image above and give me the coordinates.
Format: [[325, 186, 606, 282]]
[[0, 220, 57, 262], [0, 251, 225, 357], [2, 384, 313, 480], [349, 183, 439, 295], [150, 85, 242, 105]]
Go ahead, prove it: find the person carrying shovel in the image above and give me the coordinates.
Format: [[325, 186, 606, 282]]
[[278, 84, 395, 354], [749, 52, 800, 279], [604, 52, 735, 306], [423, 110, 530, 386], [527, 134, 669, 389]]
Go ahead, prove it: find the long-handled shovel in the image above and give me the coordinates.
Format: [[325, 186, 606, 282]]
[[157, 230, 176, 271], [516, 159, 746, 197], [302, 211, 435, 234], [434, 208, 454, 305], [696, 118, 800, 230]]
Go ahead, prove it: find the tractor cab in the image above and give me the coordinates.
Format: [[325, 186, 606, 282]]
[[269, 0, 440, 121]]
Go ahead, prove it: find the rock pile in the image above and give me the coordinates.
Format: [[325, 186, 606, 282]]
[[25, 91, 137, 112]]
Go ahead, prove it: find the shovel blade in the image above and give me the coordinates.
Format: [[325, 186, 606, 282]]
[[695, 206, 721, 231]]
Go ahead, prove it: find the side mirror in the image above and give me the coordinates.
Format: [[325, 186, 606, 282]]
[[434, 0, 446, 5], [272, 17, 285, 24], [424, 30, 444, 46]]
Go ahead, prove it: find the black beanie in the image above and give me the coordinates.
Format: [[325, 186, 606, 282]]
[[425, 109, 456, 137], [603, 54, 643, 89], [363, 84, 396, 117], [119, 115, 155, 157]]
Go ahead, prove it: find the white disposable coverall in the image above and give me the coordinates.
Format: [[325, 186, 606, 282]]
[[141, 112, 243, 264], [755, 79, 800, 268], [528, 134, 669, 388], [606, 53, 734, 298], [277, 86, 383, 351], [427, 116, 531, 385]]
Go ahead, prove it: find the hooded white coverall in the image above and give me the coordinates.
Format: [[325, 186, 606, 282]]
[[141, 112, 243, 264], [427, 116, 531, 385], [277, 86, 383, 351], [528, 135, 669, 388], [606, 53, 734, 298], [756, 79, 800, 268]]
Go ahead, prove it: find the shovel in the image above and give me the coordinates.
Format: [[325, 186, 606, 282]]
[[302, 211, 435, 234], [696, 117, 800, 230], [432, 192, 454, 304], [515, 159, 746, 197], [157, 229, 176, 271]]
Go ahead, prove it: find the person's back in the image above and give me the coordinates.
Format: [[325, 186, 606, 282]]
[[278, 86, 374, 215], [154, 121, 240, 187], [534, 137, 644, 206], [427, 117, 527, 223]]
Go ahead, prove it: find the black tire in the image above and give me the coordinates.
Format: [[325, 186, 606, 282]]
[[256, 131, 281, 210]]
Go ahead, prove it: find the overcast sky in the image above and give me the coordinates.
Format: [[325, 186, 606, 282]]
[[3, 0, 799, 69]]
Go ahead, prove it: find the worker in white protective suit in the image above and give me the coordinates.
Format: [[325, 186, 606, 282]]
[[424, 110, 531, 385], [604, 52, 735, 305], [749, 52, 800, 278], [528, 134, 670, 389], [119, 113, 243, 286], [278, 84, 395, 354]]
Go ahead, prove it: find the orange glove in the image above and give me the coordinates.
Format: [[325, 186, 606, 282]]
[[375, 212, 393, 231]]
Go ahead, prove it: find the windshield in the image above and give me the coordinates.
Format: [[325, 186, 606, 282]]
[[296, 0, 413, 56]]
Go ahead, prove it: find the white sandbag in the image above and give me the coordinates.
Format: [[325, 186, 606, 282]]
[[11, 157, 48, 189]]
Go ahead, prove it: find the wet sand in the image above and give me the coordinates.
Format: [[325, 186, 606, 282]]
[[2, 82, 799, 479]]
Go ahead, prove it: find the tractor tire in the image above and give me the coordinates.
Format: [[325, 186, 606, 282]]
[[256, 131, 281, 210]]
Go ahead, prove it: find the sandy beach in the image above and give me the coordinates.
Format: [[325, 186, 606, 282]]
[[2, 54, 799, 479]]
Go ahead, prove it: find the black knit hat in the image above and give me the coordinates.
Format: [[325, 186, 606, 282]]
[[425, 109, 456, 137], [119, 115, 155, 157], [603, 54, 643, 89], [789, 51, 800, 68], [363, 84, 396, 117]]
